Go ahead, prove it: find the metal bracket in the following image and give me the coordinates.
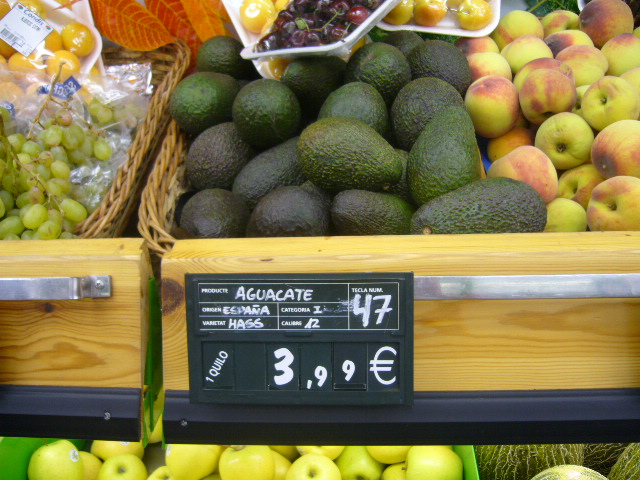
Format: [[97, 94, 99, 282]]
[[0, 275, 112, 301]]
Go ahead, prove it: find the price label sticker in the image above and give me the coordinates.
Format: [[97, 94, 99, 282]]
[[0, 3, 53, 57], [186, 272, 414, 406]]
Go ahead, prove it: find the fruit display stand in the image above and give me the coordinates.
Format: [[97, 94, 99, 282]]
[[159, 232, 640, 446], [0, 238, 156, 441]]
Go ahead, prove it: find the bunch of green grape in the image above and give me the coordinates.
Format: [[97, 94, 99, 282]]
[[0, 100, 116, 241]]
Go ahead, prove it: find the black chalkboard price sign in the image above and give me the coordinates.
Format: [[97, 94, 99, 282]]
[[185, 272, 414, 406]]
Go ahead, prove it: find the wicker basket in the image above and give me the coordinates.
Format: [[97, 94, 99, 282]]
[[137, 118, 188, 257], [73, 39, 191, 239]]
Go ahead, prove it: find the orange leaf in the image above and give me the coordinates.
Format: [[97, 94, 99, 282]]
[[204, 0, 232, 25], [180, 0, 229, 42], [88, 0, 175, 52], [146, 0, 202, 59]]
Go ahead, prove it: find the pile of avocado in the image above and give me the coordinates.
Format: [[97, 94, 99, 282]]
[[168, 34, 547, 239]]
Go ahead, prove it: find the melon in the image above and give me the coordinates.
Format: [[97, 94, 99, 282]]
[[530, 465, 608, 480], [583, 443, 628, 476], [609, 443, 640, 480], [475, 444, 585, 480]]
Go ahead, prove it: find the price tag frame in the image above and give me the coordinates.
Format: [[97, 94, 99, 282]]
[[185, 272, 414, 406]]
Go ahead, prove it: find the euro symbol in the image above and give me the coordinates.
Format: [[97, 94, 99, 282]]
[[369, 346, 397, 386]]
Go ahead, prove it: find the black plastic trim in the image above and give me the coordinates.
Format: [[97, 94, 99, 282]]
[[0, 385, 141, 440], [164, 388, 640, 445]]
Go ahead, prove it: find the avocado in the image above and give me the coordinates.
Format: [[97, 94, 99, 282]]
[[246, 185, 330, 237], [390, 77, 464, 151], [386, 149, 413, 205], [179, 188, 250, 238], [344, 42, 412, 106], [196, 35, 258, 80], [169, 71, 240, 137], [407, 105, 481, 205], [411, 177, 548, 234], [381, 30, 424, 58], [407, 39, 473, 97], [297, 117, 403, 192], [318, 81, 390, 138], [331, 189, 415, 235], [186, 122, 256, 190], [231, 136, 305, 210], [232, 78, 302, 150], [280, 56, 346, 120]]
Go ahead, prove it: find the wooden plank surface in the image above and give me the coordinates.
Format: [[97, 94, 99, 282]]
[[0, 239, 151, 389], [161, 232, 640, 392]]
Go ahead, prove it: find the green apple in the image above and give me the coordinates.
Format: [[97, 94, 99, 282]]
[[27, 439, 83, 480], [544, 197, 588, 232], [404, 446, 463, 480], [534, 112, 595, 170], [335, 446, 384, 480], [557, 163, 605, 208], [271, 446, 300, 462], [581, 76, 640, 131], [587, 175, 640, 230], [381, 463, 406, 480], [285, 453, 341, 480], [273, 450, 292, 480], [366, 446, 411, 464], [165, 444, 221, 480], [80, 451, 103, 480], [97, 454, 147, 480], [218, 445, 275, 480], [91, 441, 145, 461], [296, 446, 345, 460], [147, 465, 173, 480]]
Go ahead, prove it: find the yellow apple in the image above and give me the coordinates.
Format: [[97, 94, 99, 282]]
[[544, 29, 594, 56], [519, 67, 577, 125], [500, 35, 554, 75], [581, 76, 640, 131], [454, 36, 500, 56], [513, 57, 574, 92], [285, 453, 341, 480], [80, 451, 104, 480], [147, 465, 173, 480], [544, 197, 588, 232], [600, 33, 640, 76], [335, 446, 384, 480], [270, 446, 300, 461], [404, 446, 463, 480], [90, 441, 145, 461], [366, 446, 412, 464], [490, 10, 544, 50], [165, 444, 222, 480], [218, 445, 275, 480], [272, 450, 292, 480], [572, 84, 591, 118], [487, 145, 559, 203], [97, 454, 148, 480], [590, 119, 640, 178], [534, 111, 595, 170], [555, 45, 608, 87], [381, 463, 406, 480], [541, 10, 580, 36], [487, 126, 535, 162], [557, 163, 605, 208], [579, 0, 634, 48], [587, 175, 640, 230], [28, 440, 83, 480], [464, 74, 521, 138], [296, 446, 344, 460], [467, 52, 512, 81]]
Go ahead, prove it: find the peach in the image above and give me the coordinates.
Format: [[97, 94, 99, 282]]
[[544, 29, 594, 56], [518, 67, 577, 125], [587, 176, 640, 231], [544, 197, 588, 232], [487, 145, 559, 203], [513, 57, 574, 92], [600, 33, 640, 76], [490, 10, 544, 51], [581, 76, 640, 131], [572, 84, 591, 118], [454, 36, 500, 56], [578, 0, 634, 48], [541, 10, 580, 37], [464, 75, 521, 139], [487, 126, 535, 162], [467, 52, 513, 81], [555, 44, 608, 87], [557, 163, 605, 208], [501, 35, 554, 75], [620, 66, 640, 97], [591, 119, 640, 179]]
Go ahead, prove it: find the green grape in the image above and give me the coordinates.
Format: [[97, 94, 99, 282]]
[[61, 218, 76, 233], [37, 219, 62, 239], [79, 136, 93, 157], [22, 203, 48, 229], [42, 125, 63, 147], [37, 150, 54, 167], [29, 186, 45, 204], [59, 231, 75, 239], [50, 145, 68, 164], [0, 105, 10, 125], [93, 138, 113, 161], [17, 152, 35, 165], [46, 178, 71, 197], [60, 198, 88, 224], [50, 159, 70, 179], [16, 191, 32, 208], [0, 190, 13, 211], [88, 99, 103, 118], [61, 127, 80, 151], [47, 208, 63, 224], [55, 108, 73, 127], [113, 108, 137, 129], [0, 216, 25, 238], [21, 230, 39, 240], [21, 140, 42, 158], [69, 123, 85, 144], [2, 233, 20, 240], [7, 133, 26, 153], [95, 106, 114, 124], [1, 173, 16, 192], [6, 208, 20, 217], [18, 167, 37, 191], [0, 197, 4, 218], [67, 149, 87, 165], [36, 164, 51, 182]]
